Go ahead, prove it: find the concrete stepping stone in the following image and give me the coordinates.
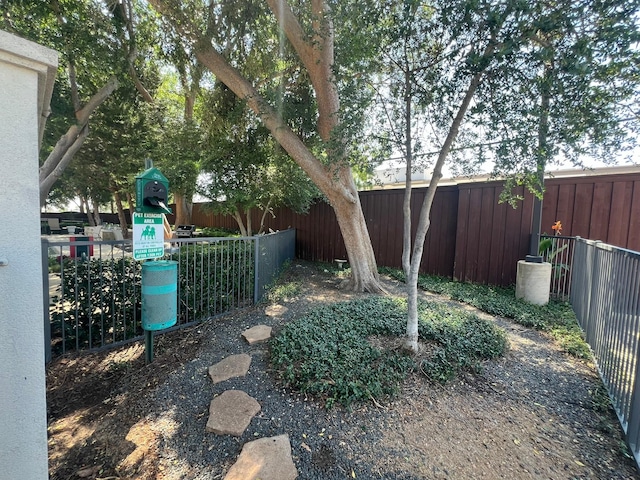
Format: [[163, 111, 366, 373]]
[[265, 304, 288, 317], [206, 390, 261, 436], [242, 325, 272, 345], [208, 354, 252, 384], [224, 434, 297, 480]]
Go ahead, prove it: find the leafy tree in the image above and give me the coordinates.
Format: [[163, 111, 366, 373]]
[[198, 101, 318, 236], [1, 0, 166, 207], [480, 0, 640, 255], [1, 0, 123, 204], [70, 76, 160, 237], [154, 118, 202, 225], [147, 0, 385, 292], [370, 0, 519, 350], [372, 0, 640, 351], [153, 25, 207, 226]]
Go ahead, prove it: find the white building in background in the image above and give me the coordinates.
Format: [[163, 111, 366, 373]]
[[0, 30, 57, 479], [371, 163, 640, 190]]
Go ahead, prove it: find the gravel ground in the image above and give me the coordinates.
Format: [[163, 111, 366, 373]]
[[47, 261, 639, 479]]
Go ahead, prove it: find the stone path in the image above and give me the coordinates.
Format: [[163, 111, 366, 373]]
[[205, 312, 298, 480]]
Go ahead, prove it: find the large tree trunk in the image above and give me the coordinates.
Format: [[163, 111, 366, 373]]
[[330, 189, 381, 291], [174, 193, 193, 226], [80, 196, 96, 226], [232, 206, 249, 237], [113, 189, 130, 239], [90, 196, 102, 226], [126, 192, 136, 233]]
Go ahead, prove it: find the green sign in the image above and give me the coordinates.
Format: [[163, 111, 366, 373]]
[[132, 213, 165, 260]]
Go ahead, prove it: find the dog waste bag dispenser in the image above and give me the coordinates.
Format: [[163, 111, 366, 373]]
[[135, 167, 172, 214], [142, 261, 178, 331]]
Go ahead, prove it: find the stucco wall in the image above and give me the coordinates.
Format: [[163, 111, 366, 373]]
[[0, 31, 57, 480]]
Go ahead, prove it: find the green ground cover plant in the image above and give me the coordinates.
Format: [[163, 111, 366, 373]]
[[199, 227, 240, 237], [265, 279, 303, 303], [271, 296, 508, 408], [380, 267, 590, 359]]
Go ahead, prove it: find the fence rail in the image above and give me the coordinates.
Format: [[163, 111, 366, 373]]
[[42, 229, 295, 361], [570, 238, 640, 467]]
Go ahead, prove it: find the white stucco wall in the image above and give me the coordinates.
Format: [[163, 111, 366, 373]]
[[0, 31, 58, 480]]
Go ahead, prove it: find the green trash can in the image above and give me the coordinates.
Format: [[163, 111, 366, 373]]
[[142, 260, 178, 331]]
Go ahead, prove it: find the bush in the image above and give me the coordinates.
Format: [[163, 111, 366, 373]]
[[50, 257, 143, 355], [270, 296, 508, 408], [380, 267, 590, 359], [173, 241, 254, 319], [417, 302, 508, 382], [199, 227, 240, 238], [50, 241, 255, 354]]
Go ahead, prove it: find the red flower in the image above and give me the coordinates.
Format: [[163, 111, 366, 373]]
[[551, 221, 562, 235]]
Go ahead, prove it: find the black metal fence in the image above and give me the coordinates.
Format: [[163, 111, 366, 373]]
[[540, 234, 576, 301], [42, 229, 295, 361], [570, 238, 640, 468]]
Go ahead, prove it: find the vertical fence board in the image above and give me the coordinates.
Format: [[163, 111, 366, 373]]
[[573, 183, 595, 238], [465, 188, 483, 282], [453, 187, 471, 281], [487, 188, 507, 285], [590, 182, 613, 242], [541, 184, 559, 233], [608, 182, 634, 248], [502, 190, 525, 285], [555, 183, 576, 235], [629, 182, 640, 252], [476, 187, 496, 285], [433, 189, 458, 277]]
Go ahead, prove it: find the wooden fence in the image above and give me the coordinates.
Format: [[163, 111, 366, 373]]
[[190, 171, 640, 287]]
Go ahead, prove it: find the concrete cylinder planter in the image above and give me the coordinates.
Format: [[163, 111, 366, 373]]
[[515, 260, 552, 305]]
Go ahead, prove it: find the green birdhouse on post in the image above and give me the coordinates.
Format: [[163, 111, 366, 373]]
[[135, 167, 172, 214]]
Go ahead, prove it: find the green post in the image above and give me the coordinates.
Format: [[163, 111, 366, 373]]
[[145, 330, 154, 364]]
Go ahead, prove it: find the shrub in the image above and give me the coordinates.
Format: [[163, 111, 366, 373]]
[[173, 241, 254, 320], [271, 296, 508, 408], [50, 257, 143, 355], [380, 267, 589, 359], [50, 241, 255, 354], [199, 227, 240, 238], [417, 302, 508, 382]]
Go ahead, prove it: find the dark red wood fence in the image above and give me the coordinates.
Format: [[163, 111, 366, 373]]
[[189, 171, 640, 287]]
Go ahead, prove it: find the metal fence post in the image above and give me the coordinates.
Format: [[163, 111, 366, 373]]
[[41, 238, 51, 363], [625, 322, 640, 461], [254, 235, 260, 304]]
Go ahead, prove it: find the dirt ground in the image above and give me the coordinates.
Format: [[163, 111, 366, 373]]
[[46, 261, 639, 479]]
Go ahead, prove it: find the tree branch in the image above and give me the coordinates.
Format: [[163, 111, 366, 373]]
[[193, 39, 354, 202], [39, 126, 89, 205], [266, 0, 339, 141], [148, 0, 356, 205], [265, 0, 314, 62], [39, 76, 119, 183], [119, 0, 155, 102]]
